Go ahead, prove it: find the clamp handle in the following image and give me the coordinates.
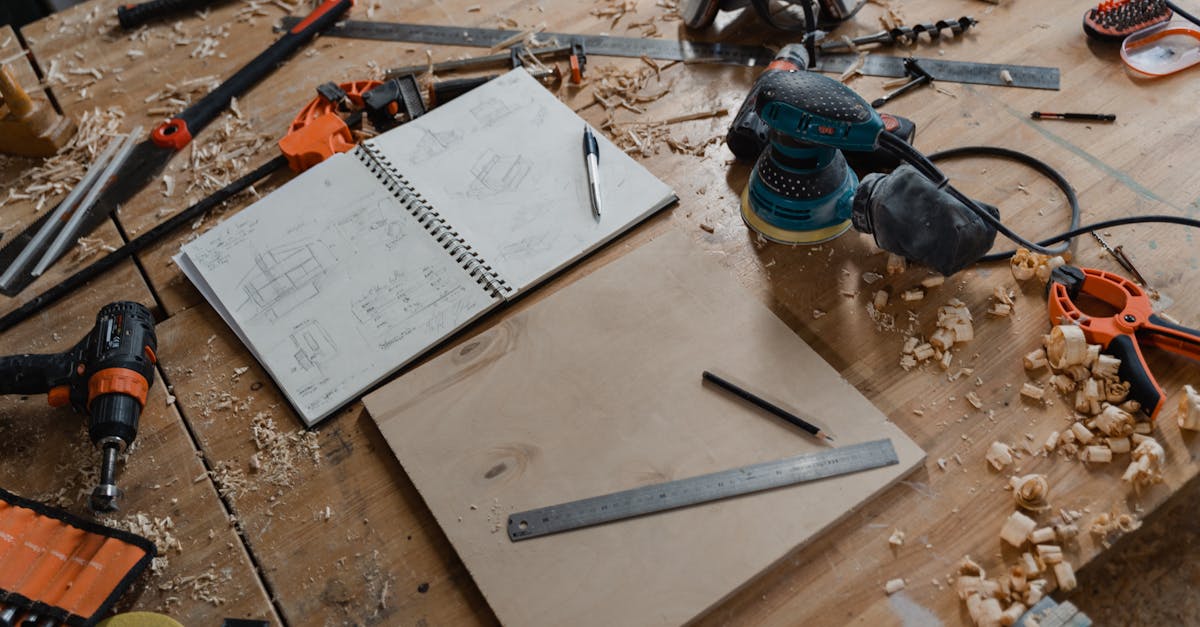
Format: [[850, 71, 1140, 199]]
[[1049, 266, 1200, 420]]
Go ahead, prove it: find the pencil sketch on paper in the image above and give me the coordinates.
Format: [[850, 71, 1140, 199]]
[[469, 97, 516, 126], [350, 265, 472, 348], [236, 240, 336, 322], [289, 319, 337, 373], [465, 149, 532, 198], [334, 199, 410, 251], [498, 229, 558, 261], [408, 127, 461, 164]]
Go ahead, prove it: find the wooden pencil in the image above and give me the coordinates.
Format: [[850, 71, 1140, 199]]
[[702, 370, 834, 444]]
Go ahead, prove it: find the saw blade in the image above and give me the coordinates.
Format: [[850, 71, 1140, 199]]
[[281, 18, 1060, 89], [507, 439, 899, 541]]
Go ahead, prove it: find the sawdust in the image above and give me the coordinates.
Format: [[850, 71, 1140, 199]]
[[0, 106, 126, 211], [208, 460, 249, 499], [169, 111, 272, 201], [142, 75, 221, 117], [250, 411, 321, 488], [110, 513, 184, 575], [589, 62, 723, 158], [158, 567, 232, 606]]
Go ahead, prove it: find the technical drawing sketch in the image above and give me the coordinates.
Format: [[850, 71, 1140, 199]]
[[407, 127, 462, 164], [465, 149, 532, 198], [236, 241, 336, 322], [334, 200, 410, 251], [469, 96, 516, 125], [289, 320, 338, 373]]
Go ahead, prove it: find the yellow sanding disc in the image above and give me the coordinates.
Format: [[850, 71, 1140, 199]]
[[97, 612, 185, 627], [740, 185, 852, 245]]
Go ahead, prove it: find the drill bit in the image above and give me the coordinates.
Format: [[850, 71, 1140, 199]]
[[820, 16, 978, 51], [1091, 232, 1149, 286], [90, 440, 124, 512]]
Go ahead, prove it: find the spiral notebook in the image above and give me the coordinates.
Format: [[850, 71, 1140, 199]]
[[176, 69, 677, 425]]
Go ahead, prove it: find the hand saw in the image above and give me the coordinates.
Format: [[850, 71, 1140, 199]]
[[0, 0, 353, 297], [278, 17, 1061, 90]]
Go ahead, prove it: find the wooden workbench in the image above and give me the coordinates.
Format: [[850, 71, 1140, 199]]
[[1, 0, 1198, 624]]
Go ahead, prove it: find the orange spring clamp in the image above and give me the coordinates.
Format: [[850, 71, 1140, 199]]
[[278, 80, 382, 173], [1048, 265, 1200, 420]]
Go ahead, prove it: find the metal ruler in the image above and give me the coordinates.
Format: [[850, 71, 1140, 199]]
[[815, 55, 1059, 89], [280, 18, 1060, 90], [507, 439, 899, 542]]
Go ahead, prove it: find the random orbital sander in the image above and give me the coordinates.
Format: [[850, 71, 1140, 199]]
[[738, 66, 1002, 275]]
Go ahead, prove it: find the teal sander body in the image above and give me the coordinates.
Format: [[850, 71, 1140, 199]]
[[742, 68, 884, 244]]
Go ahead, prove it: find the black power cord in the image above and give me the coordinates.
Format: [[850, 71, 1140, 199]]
[[925, 145, 1079, 262], [877, 133, 1200, 261]]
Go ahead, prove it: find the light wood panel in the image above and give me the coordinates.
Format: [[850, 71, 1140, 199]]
[[364, 232, 925, 627]]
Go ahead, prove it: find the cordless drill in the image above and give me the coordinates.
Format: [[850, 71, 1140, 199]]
[[0, 301, 157, 512]]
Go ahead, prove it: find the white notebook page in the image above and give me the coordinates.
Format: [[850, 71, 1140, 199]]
[[364, 68, 675, 294], [178, 151, 499, 424]]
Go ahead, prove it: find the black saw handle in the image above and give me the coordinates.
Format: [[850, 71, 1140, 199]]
[[0, 353, 71, 396], [149, 0, 354, 150], [117, 0, 225, 29]]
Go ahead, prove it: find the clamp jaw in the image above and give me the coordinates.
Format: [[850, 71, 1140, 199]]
[[1048, 266, 1200, 420]]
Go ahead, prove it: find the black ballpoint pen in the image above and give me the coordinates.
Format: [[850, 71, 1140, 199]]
[[582, 126, 602, 220]]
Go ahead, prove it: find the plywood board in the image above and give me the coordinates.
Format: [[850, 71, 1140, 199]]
[[364, 232, 924, 627]]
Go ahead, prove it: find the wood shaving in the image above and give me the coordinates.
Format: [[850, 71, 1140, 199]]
[[1122, 435, 1164, 488], [171, 111, 272, 201], [1012, 473, 1051, 506], [1177, 384, 1200, 430], [839, 52, 869, 82], [591, 0, 638, 27], [72, 236, 116, 262], [1, 106, 126, 211], [250, 411, 321, 488], [111, 513, 183, 575]]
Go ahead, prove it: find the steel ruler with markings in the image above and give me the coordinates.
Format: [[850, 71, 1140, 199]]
[[279, 18, 1060, 90], [506, 438, 899, 541]]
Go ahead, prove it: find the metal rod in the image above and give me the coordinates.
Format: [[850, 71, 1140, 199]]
[[31, 126, 143, 278], [0, 136, 125, 291]]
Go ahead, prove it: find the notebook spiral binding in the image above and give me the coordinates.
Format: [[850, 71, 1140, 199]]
[[357, 143, 514, 299]]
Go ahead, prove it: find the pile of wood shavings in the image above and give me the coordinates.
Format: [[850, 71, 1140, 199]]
[[171, 111, 272, 200], [32, 427, 99, 508], [0, 106, 126, 211], [249, 411, 320, 488], [591, 0, 638, 27], [143, 75, 221, 118], [206, 460, 249, 499], [111, 513, 184, 575], [160, 569, 231, 606], [588, 62, 725, 158]]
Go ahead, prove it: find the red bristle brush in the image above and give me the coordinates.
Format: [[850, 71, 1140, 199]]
[[1084, 0, 1200, 41]]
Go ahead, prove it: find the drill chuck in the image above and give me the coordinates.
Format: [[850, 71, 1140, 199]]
[[89, 394, 142, 447]]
